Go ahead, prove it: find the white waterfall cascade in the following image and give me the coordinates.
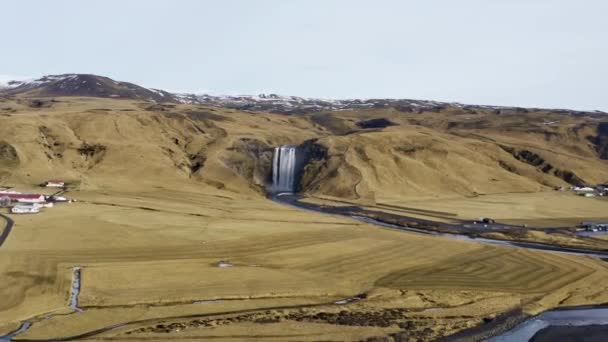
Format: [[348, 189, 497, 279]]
[[272, 146, 297, 193]]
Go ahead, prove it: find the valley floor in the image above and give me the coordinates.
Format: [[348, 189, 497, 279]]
[[312, 191, 608, 228], [1, 186, 608, 341]]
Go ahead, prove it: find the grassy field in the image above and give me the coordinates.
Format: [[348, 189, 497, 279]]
[[379, 192, 608, 228], [2, 187, 608, 341]]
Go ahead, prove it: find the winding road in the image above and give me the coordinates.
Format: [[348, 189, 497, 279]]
[[0, 213, 21, 342], [0, 213, 14, 249], [273, 193, 608, 259]]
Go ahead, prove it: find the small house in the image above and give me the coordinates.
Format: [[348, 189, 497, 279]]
[[573, 187, 595, 193], [11, 205, 40, 214]]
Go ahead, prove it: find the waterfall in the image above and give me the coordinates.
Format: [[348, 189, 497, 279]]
[[272, 146, 298, 193]]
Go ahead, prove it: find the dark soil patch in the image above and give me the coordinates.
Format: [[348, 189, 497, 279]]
[[309, 113, 354, 135], [356, 118, 397, 129]]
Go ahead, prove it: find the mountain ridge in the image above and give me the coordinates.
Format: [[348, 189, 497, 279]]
[[1, 73, 606, 116]]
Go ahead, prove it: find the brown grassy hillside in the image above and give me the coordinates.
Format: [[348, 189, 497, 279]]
[[1, 95, 607, 201]]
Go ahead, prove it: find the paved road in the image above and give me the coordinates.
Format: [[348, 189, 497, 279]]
[[272, 193, 608, 258], [0, 213, 14, 249]]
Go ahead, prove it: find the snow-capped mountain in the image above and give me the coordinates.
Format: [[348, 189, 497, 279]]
[[170, 92, 605, 116], [0, 74, 604, 116], [0, 74, 175, 103]]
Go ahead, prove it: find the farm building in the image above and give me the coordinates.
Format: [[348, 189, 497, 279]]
[[11, 205, 40, 214], [5, 193, 46, 204]]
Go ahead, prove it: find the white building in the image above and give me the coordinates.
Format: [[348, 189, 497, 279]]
[[44, 180, 65, 188], [12, 194, 46, 204], [11, 205, 40, 214]]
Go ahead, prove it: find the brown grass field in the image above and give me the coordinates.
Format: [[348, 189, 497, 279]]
[[1, 187, 608, 341], [0, 96, 608, 340]]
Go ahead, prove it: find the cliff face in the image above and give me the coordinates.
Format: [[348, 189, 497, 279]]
[[592, 122, 608, 160]]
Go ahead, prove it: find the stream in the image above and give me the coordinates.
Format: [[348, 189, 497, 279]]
[[0, 266, 83, 341], [68, 266, 82, 312], [0, 322, 31, 342]]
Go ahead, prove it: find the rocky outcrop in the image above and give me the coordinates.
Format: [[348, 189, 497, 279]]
[[0, 141, 19, 181], [500, 146, 586, 186], [77, 142, 107, 169], [223, 138, 274, 192], [590, 122, 608, 160], [298, 140, 366, 199], [0, 142, 19, 167], [298, 140, 330, 193]]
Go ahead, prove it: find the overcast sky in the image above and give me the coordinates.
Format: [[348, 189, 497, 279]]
[[2, 0, 607, 110]]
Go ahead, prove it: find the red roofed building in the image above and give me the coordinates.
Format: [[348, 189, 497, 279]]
[[5, 194, 46, 204]]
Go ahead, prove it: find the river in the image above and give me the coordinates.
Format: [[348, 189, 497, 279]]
[[487, 307, 608, 341]]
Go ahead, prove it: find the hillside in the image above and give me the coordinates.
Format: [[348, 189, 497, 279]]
[[0, 76, 607, 202]]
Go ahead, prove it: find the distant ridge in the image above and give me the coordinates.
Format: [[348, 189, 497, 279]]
[[1, 74, 606, 116], [0, 74, 176, 103]]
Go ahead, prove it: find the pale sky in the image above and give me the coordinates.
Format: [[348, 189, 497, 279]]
[[2, 0, 607, 111]]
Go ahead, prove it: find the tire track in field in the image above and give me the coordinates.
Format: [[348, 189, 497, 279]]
[[375, 247, 595, 293]]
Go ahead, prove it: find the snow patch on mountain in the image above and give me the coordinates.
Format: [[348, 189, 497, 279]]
[[2, 74, 605, 116], [148, 88, 169, 97], [0, 75, 33, 89], [0, 74, 81, 90]]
